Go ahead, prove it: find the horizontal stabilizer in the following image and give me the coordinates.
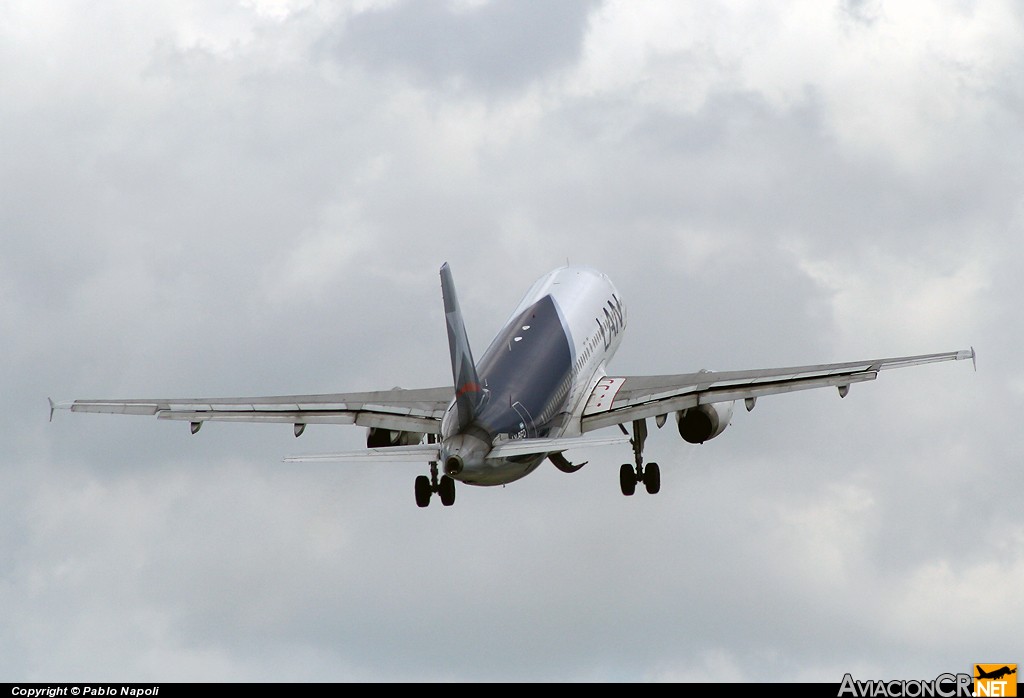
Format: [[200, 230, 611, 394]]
[[284, 434, 631, 463], [284, 444, 441, 463], [488, 434, 630, 458]]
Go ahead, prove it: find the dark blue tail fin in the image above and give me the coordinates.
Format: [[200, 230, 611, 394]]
[[440, 263, 484, 430]]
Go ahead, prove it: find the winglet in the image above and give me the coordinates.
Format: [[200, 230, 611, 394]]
[[48, 398, 75, 422], [440, 263, 484, 430], [953, 347, 976, 371]]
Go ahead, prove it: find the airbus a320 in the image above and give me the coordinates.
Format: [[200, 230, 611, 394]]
[[52, 264, 975, 507]]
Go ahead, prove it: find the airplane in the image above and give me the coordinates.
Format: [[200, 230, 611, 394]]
[[51, 263, 976, 507], [975, 666, 1016, 681]]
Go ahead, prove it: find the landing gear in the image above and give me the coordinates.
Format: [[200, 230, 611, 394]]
[[414, 445, 456, 508], [619, 419, 661, 496], [621, 461, 659, 495]]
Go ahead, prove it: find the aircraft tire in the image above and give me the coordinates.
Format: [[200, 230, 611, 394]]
[[619, 464, 636, 496], [644, 462, 661, 494], [439, 475, 456, 506], [415, 475, 432, 508]]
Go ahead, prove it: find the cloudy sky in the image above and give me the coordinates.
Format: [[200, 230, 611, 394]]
[[2, 0, 1021, 683]]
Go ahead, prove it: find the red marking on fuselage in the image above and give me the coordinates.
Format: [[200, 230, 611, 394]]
[[457, 382, 481, 396]]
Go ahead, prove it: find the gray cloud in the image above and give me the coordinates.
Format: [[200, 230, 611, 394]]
[[332, 0, 598, 94]]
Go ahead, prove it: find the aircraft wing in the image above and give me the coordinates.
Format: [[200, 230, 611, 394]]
[[581, 348, 976, 432], [50, 387, 453, 434]]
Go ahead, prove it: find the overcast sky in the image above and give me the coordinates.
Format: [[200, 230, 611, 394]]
[[2, 0, 1021, 683]]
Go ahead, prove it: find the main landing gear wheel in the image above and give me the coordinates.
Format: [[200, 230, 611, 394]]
[[643, 462, 661, 494], [619, 418, 661, 496], [619, 463, 637, 496], [415, 475, 432, 508], [438, 475, 456, 507]]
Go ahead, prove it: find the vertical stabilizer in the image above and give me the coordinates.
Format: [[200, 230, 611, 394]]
[[440, 263, 484, 430]]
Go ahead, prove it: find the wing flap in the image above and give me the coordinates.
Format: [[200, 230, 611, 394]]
[[157, 410, 357, 426]]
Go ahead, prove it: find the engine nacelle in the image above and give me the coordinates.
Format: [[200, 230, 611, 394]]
[[366, 427, 424, 448], [676, 401, 734, 444]]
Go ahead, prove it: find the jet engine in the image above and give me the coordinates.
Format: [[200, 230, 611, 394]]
[[676, 401, 734, 444], [366, 427, 424, 448]]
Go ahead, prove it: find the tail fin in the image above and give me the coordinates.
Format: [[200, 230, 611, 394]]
[[440, 263, 484, 430]]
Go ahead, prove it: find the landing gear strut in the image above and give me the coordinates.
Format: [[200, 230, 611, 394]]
[[619, 419, 660, 496], [415, 435, 456, 508]]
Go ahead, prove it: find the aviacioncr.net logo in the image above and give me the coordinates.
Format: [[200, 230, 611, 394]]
[[838, 673, 973, 697]]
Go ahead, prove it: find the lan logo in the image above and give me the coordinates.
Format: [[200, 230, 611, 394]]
[[974, 664, 1017, 697]]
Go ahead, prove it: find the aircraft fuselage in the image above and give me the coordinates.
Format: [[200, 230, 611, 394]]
[[439, 267, 626, 486]]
